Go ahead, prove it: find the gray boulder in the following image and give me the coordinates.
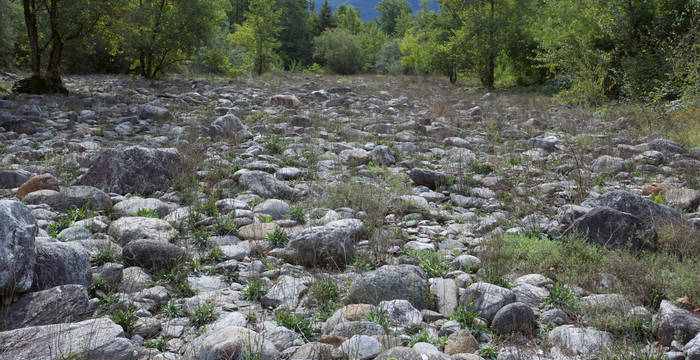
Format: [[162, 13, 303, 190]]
[[459, 282, 516, 323], [277, 224, 356, 270], [347, 265, 432, 309], [548, 325, 613, 355], [0, 200, 37, 296], [369, 145, 396, 166], [108, 216, 178, 245], [581, 190, 681, 223], [563, 206, 657, 251], [378, 299, 422, 327], [375, 347, 423, 360], [684, 332, 700, 360], [33, 240, 91, 291], [260, 275, 309, 310], [340, 335, 382, 360], [23, 186, 112, 212], [0, 317, 135, 360], [112, 197, 173, 217], [657, 300, 700, 345], [210, 114, 253, 139], [184, 326, 279, 360], [75, 146, 183, 195], [122, 239, 186, 269], [0, 284, 89, 330], [0, 170, 29, 189], [238, 170, 299, 200], [651, 138, 687, 155], [409, 168, 448, 190], [490, 302, 536, 336], [253, 199, 292, 220], [136, 104, 169, 121]]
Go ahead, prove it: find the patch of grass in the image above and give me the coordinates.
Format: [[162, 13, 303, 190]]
[[477, 345, 498, 360], [110, 306, 136, 338], [468, 162, 494, 175], [404, 249, 453, 278], [222, 268, 239, 284], [160, 300, 184, 318], [542, 283, 575, 310], [192, 228, 211, 250], [266, 228, 289, 248], [286, 206, 306, 224], [47, 205, 96, 238], [365, 308, 392, 329], [407, 329, 447, 350], [348, 257, 375, 272], [189, 302, 217, 328], [241, 279, 266, 301], [134, 208, 159, 218], [90, 248, 119, 266], [480, 231, 700, 307], [265, 135, 284, 154], [257, 214, 273, 223], [451, 303, 490, 338], [151, 267, 196, 297], [143, 337, 169, 352], [275, 310, 314, 339], [311, 278, 340, 321], [213, 216, 237, 236]]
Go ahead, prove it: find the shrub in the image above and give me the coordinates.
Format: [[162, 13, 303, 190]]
[[91, 248, 119, 266], [313, 28, 364, 74], [134, 208, 159, 218], [311, 278, 340, 321], [375, 38, 404, 75], [451, 303, 490, 338], [365, 308, 392, 329], [286, 206, 306, 224], [404, 249, 453, 278], [143, 337, 169, 352], [266, 228, 289, 248], [275, 310, 314, 339], [160, 300, 184, 318], [543, 283, 575, 310], [213, 216, 237, 236], [190, 302, 216, 328], [110, 306, 136, 338], [242, 279, 266, 301]]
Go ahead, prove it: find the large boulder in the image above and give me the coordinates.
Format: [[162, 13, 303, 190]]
[[581, 190, 681, 223], [23, 186, 112, 212], [490, 302, 536, 336], [0, 200, 37, 296], [33, 240, 91, 291], [375, 347, 423, 360], [0, 170, 29, 189], [261, 275, 310, 310], [563, 206, 657, 251], [184, 326, 279, 360], [108, 217, 178, 245], [657, 300, 700, 346], [112, 197, 173, 217], [459, 282, 516, 323], [274, 224, 356, 270], [74, 146, 183, 195], [0, 284, 89, 330], [237, 170, 299, 200], [347, 265, 433, 309], [122, 239, 186, 269], [548, 325, 613, 355], [409, 168, 448, 190], [210, 114, 253, 139], [0, 317, 136, 360], [135, 104, 169, 121]]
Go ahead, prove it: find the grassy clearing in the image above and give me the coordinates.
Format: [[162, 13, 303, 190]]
[[480, 223, 700, 307]]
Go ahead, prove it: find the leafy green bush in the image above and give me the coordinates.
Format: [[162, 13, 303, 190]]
[[91, 248, 119, 266], [242, 279, 266, 301], [365, 308, 392, 329], [134, 208, 159, 218], [451, 303, 490, 338], [286, 206, 306, 224], [275, 310, 314, 339], [311, 278, 340, 321], [313, 28, 364, 74], [266, 228, 289, 248], [213, 216, 237, 236], [110, 306, 136, 338], [542, 283, 575, 309], [408, 329, 447, 350], [375, 38, 404, 75], [404, 249, 453, 278], [160, 300, 184, 318], [143, 336, 169, 351], [189, 302, 217, 328]]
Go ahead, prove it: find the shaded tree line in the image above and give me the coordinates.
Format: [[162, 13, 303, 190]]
[[0, 0, 697, 105]]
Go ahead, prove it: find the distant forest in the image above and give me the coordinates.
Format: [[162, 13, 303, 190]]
[[0, 0, 698, 105]]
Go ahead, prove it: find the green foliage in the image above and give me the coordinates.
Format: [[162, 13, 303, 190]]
[[477, 346, 498, 360], [242, 279, 266, 301], [404, 249, 453, 278], [542, 283, 575, 310], [451, 303, 490, 338], [365, 308, 392, 329], [468, 163, 494, 175], [143, 336, 169, 352], [192, 228, 211, 250], [313, 28, 364, 74], [650, 194, 666, 205], [286, 206, 306, 224], [275, 310, 314, 339], [160, 300, 185, 318], [359, 22, 389, 73], [213, 216, 238, 236], [349, 257, 375, 272], [376, 38, 404, 75], [376, 0, 412, 35], [151, 267, 196, 297], [189, 303, 217, 328], [277, 0, 312, 67], [336, 4, 363, 35], [266, 228, 289, 248], [110, 306, 136, 338], [408, 329, 446, 350], [231, 0, 282, 75], [134, 208, 159, 218], [222, 268, 240, 284], [47, 206, 96, 238], [311, 277, 340, 321], [122, 0, 231, 78]]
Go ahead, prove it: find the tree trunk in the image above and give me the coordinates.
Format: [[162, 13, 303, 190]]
[[486, 0, 495, 88], [23, 0, 40, 77]]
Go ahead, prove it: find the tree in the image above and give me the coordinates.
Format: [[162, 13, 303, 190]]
[[277, 0, 312, 68], [337, 3, 362, 35], [228, 0, 249, 28], [232, 0, 282, 75], [313, 0, 336, 36], [13, 0, 121, 94], [0, 0, 21, 68], [122, 0, 230, 78], [376, 0, 412, 35], [313, 28, 364, 74]]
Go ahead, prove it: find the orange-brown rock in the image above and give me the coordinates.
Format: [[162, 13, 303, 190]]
[[318, 335, 346, 348], [444, 330, 479, 355], [16, 174, 59, 200], [641, 183, 670, 196]]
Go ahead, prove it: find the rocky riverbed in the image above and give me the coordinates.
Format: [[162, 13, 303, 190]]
[[1, 73, 699, 360]]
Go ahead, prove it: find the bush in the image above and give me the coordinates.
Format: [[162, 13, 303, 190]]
[[375, 38, 404, 75], [242, 279, 266, 301], [189, 302, 217, 328], [404, 249, 453, 278], [275, 310, 314, 339], [266, 228, 289, 248], [313, 28, 364, 74], [451, 303, 490, 338], [134, 208, 159, 218]]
